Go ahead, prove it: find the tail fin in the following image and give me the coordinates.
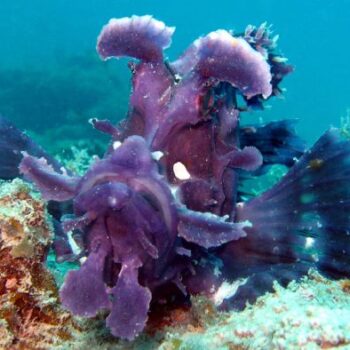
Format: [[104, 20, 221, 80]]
[[236, 128, 350, 278], [0, 116, 62, 180], [218, 128, 350, 310]]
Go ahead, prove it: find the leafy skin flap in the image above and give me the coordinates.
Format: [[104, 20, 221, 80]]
[[97, 15, 175, 62], [19, 153, 79, 201], [60, 225, 111, 317], [178, 206, 249, 249], [171, 30, 272, 99], [195, 30, 272, 98], [106, 260, 152, 340]]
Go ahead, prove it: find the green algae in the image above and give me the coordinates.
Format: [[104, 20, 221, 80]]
[[46, 250, 79, 287], [239, 164, 287, 199]]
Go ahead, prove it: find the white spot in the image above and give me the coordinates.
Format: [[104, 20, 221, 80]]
[[173, 162, 191, 180], [67, 231, 82, 256], [236, 202, 245, 209], [60, 167, 68, 176], [112, 141, 122, 150], [240, 220, 252, 228], [311, 253, 319, 262], [152, 151, 164, 161], [305, 237, 315, 249], [169, 185, 179, 197], [272, 34, 280, 44], [212, 278, 248, 306], [176, 247, 191, 257], [272, 55, 287, 63], [108, 196, 117, 207], [152, 18, 165, 31]]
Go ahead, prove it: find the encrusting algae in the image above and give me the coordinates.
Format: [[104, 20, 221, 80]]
[[0, 179, 52, 258], [159, 271, 350, 350], [0, 179, 79, 350]]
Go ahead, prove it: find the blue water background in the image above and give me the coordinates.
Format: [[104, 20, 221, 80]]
[[0, 0, 349, 144]]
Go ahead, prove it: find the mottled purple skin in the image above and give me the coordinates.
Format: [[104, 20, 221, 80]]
[[20, 134, 248, 340], [195, 31, 272, 98], [17, 15, 350, 341], [97, 15, 175, 62]]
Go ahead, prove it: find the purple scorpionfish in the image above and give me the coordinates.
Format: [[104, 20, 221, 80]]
[[1, 15, 350, 340]]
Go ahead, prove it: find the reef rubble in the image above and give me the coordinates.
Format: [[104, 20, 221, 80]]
[[0, 179, 79, 349], [159, 271, 350, 350]]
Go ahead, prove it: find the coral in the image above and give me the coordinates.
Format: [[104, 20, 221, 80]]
[[0, 179, 81, 349], [55, 145, 100, 176], [29, 122, 108, 162], [0, 178, 52, 257]]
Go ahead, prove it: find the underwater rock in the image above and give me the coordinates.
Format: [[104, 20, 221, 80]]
[[0, 179, 52, 258], [159, 271, 350, 350], [19, 269, 350, 350], [0, 179, 81, 350]]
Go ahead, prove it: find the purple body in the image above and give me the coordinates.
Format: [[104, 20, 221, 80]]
[[16, 15, 350, 340]]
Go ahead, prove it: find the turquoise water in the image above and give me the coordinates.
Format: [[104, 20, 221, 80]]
[[0, 0, 349, 144]]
